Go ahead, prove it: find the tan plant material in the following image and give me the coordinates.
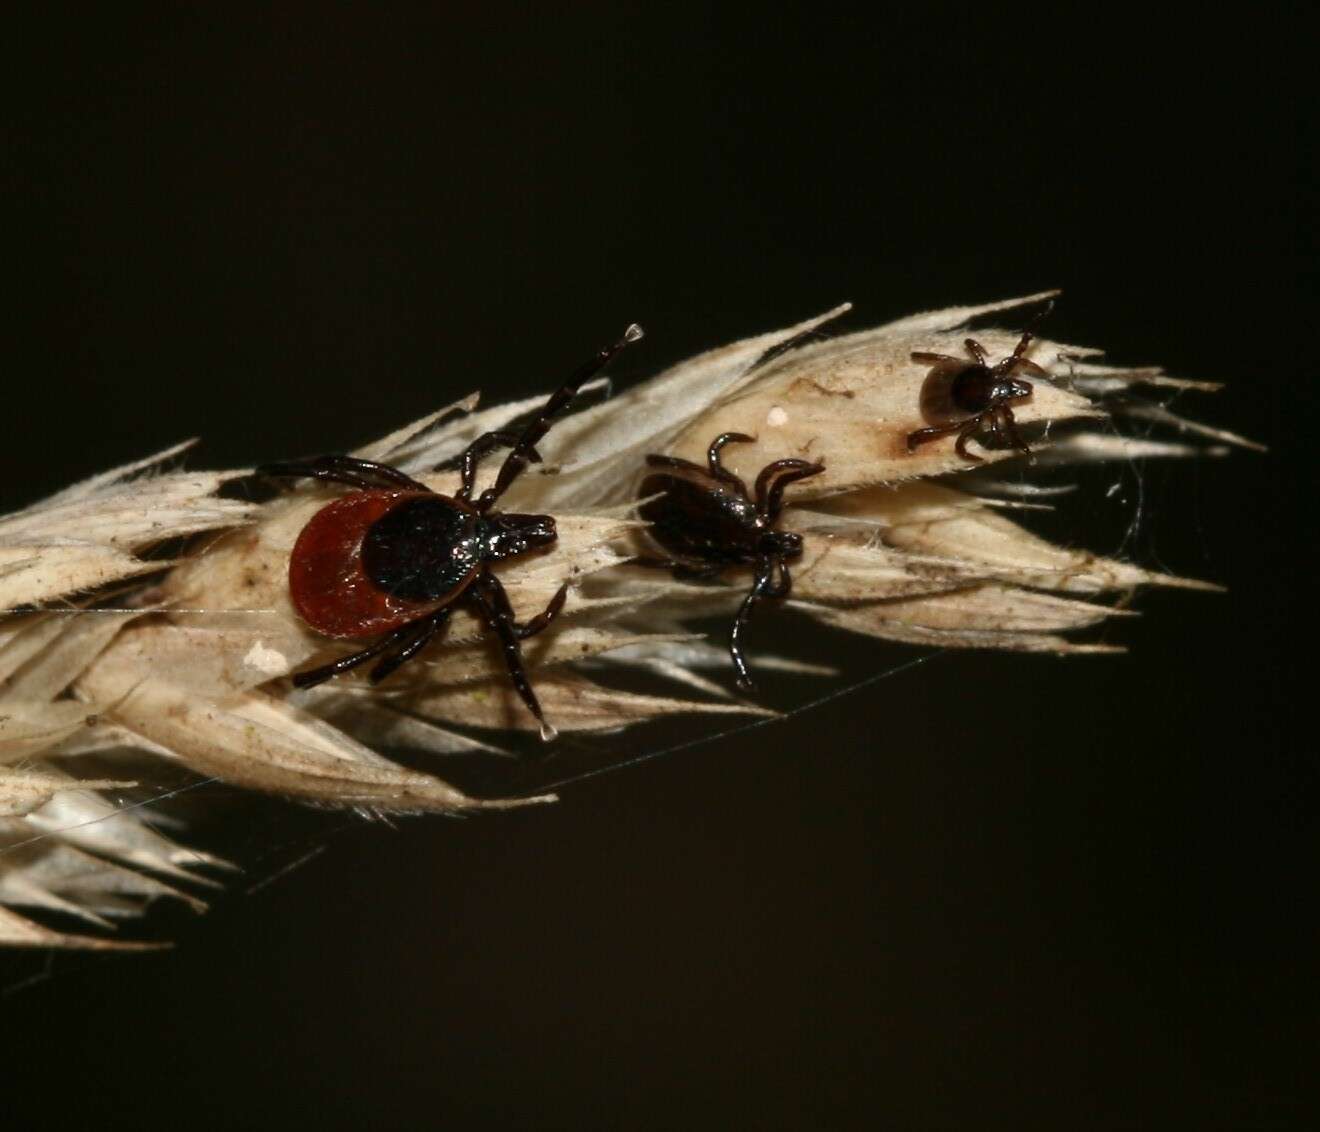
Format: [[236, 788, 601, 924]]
[[0, 294, 1249, 947]]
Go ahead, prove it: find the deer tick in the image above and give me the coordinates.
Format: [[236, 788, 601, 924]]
[[635, 432, 823, 690], [906, 302, 1053, 462], [258, 324, 644, 740]]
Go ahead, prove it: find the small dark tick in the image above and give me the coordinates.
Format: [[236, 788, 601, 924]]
[[634, 433, 823, 690], [906, 302, 1053, 462]]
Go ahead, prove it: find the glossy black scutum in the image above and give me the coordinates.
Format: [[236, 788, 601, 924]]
[[362, 496, 483, 602], [362, 497, 558, 602]]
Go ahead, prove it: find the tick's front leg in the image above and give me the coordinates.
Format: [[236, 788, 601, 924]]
[[437, 432, 542, 501], [954, 418, 986, 462], [469, 572, 556, 744], [516, 583, 568, 640]]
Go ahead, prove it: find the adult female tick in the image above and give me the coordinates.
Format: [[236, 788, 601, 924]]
[[906, 303, 1053, 462], [259, 324, 644, 740], [635, 432, 823, 690]]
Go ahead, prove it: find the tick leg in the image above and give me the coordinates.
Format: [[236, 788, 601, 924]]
[[1006, 357, 1049, 379], [995, 405, 1032, 457], [478, 574, 566, 640], [911, 352, 963, 365], [477, 324, 644, 512], [369, 607, 452, 684], [258, 455, 430, 492], [470, 572, 556, 743], [644, 454, 706, 474], [999, 299, 1054, 374], [517, 583, 568, 640], [954, 418, 986, 462], [317, 456, 429, 488], [763, 557, 792, 599], [437, 432, 543, 501], [730, 589, 760, 691], [630, 555, 727, 585], [707, 432, 756, 496], [906, 419, 966, 454], [753, 459, 825, 521], [435, 431, 541, 472], [751, 325, 827, 372], [729, 556, 783, 691], [290, 621, 426, 689], [964, 338, 990, 367]]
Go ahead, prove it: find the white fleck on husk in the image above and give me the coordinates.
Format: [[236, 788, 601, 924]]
[[0, 295, 1249, 947]]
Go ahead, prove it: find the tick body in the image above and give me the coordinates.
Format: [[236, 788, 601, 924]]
[[259, 324, 644, 740], [636, 432, 823, 690], [289, 490, 523, 638], [906, 303, 1053, 462]]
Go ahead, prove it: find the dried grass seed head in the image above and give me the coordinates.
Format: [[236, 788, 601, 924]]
[[0, 293, 1249, 946]]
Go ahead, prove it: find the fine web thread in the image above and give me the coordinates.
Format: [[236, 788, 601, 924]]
[[529, 649, 945, 794], [0, 775, 221, 859]]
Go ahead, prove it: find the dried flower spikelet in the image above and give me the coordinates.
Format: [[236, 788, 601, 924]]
[[550, 292, 1238, 657], [0, 440, 253, 610], [1, 294, 1252, 946]]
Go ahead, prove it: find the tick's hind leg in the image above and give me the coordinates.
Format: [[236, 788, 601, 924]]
[[258, 455, 429, 492], [954, 417, 987, 462], [290, 620, 427, 689], [369, 607, 453, 684]]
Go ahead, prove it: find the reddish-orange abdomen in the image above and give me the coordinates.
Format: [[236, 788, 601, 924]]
[[289, 490, 448, 639]]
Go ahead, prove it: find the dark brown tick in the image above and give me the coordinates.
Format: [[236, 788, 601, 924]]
[[634, 433, 823, 690], [257, 324, 644, 741], [906, 302, 1053, 462]]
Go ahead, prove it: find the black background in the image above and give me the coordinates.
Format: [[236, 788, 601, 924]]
[[2, 8, 1311, 1130]]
